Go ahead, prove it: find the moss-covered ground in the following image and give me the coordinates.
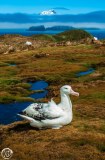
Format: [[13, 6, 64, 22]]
[[0, 35, 105, 160]]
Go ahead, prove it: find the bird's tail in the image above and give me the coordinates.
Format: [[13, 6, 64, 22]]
[[17, 114, 34, 122]]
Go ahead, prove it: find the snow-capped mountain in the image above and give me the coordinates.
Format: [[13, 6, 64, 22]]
[[40, 10, 56, 15]]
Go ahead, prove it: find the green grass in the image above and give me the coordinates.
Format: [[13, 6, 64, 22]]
[[0, 62, 9, 67], [0, 78, 20, 86], [32, 34, 56, 42], [54, 29, 93, 42], [82, 92, 105, 100]]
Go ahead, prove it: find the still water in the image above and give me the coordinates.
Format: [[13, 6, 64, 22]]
[[0, 81, 48, 125], [76, 68, 95, 77]]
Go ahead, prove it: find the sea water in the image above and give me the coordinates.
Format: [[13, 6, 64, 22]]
[[0, 29, 105, 39]]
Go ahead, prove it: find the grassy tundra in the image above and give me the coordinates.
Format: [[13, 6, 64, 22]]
[[0, 30, 105, 160]]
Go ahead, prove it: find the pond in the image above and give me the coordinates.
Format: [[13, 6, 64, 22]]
[[8, 64, 17, 67], [0, 80, 48, 125], [29, 80, 48, 99], [76, 68, 95, 77]]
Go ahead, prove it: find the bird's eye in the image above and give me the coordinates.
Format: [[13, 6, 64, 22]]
[[65, 88, 68, 89]]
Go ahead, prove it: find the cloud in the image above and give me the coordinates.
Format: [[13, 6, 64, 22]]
[[52, 7, 70, 10], [0, 22, 105, 29], [0, 11, 105, 28]]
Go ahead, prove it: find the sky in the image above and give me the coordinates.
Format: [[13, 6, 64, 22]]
[[0, 0, 105, 28], [0, 0, 105, 14]]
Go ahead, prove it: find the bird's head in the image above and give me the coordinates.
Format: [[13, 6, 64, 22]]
[[60, 85, 79, 96]]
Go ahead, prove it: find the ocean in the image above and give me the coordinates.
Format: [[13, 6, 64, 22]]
[[0, 29, 105, 39]]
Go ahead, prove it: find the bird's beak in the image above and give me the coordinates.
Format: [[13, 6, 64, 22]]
[[70, 89, 79, 96]]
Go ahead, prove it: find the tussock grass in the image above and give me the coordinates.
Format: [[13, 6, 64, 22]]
[[0, 37, 105, 159]]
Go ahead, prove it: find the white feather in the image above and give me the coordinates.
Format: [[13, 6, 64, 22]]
[[18, 85, 79, 129]]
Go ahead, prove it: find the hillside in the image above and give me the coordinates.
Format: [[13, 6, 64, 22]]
[[31, 29, 93, 43], [54, 29, 93, 42], [0, 30, 96, 61]]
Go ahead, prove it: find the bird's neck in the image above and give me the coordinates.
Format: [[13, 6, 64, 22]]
[[60, 92, 72, 111]]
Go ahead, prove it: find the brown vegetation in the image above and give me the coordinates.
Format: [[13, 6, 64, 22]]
[[0, 34, 105, 160]]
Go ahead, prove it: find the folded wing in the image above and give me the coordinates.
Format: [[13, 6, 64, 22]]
[[21, 99, 64, 121]]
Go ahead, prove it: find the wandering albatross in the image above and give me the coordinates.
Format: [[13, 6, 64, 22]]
[[18, 85, 79, 129]]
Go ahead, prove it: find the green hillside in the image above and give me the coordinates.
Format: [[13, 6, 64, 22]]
[[54, 29, 93, 42]]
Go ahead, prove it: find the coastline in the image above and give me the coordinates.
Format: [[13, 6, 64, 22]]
[[0, 28, 105, 39]]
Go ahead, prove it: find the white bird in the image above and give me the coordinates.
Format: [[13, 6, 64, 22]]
[[18, 85, 79, 129], [94, 37, 98, 41], [25, 41, 32, 46]]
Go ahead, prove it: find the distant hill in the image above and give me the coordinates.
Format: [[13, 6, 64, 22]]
[[28, 25, 100, 31], [46, 26, 75, 31], [28, 25, 46, 31], [31, 29, 93, 42], [28, 25, 75, 31], [53, 29, 93, 41]]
